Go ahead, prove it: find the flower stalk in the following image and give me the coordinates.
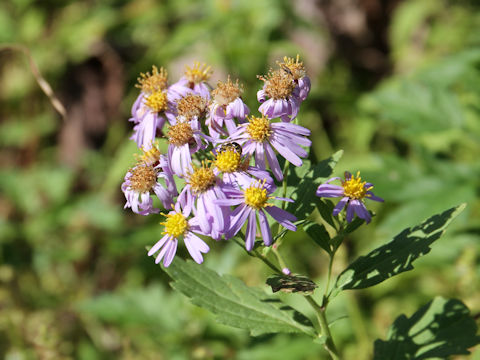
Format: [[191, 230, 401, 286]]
[[305, 295, 340, 360]]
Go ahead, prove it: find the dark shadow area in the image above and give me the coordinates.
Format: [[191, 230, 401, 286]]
[[374, 297, 480, 359], [286, 151, 342, 220]]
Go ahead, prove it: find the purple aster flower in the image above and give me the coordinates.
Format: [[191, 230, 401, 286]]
[[130, 67, 178, 150], [227, 115, 311, 181], [207, 77, 249, 138], [212, 143, 274, 190], [216, 180, 297, 250], [176, 94, 208, 122], [277, 55, 311, 102], [177, 162, 231, 240], [316, 171, 384, 224], [178, 163, 234, 240], [148, 203, 210, 267], [257, 69, 300, 122], [169, 62, 212, 100], [121, 147, 177, 215], [166, 117, 210, 177]]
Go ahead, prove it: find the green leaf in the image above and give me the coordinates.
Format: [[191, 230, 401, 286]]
[[266, 275, 318, 295], [286, 150, 343, 220], [303, 222, 331, 254], [316, 199, 336, 228], [164, 259, 316, 337], [374, 297, 480, 359], [332, 204, 466, 295], [344, 215, 366, 234]]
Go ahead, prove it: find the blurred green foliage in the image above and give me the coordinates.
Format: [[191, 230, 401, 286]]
[[1, 0, 479, 358]]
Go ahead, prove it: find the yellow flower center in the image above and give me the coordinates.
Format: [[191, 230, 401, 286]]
[[129, 164, 157, 193], [277, 54, 306, 80], [185, 62, 212, 84], [167, 122, 194, 146], [188, 163, 216, 194], [214, 149, 241, 173], [342, 172, 371, 200], [246, 115, 271, 142], [136, 65, 168, 93], [244, 184, 271, 210], [211, 77, 242, 106], [177, 94, 207, 119], [161, 212, 188, 238], [258, 69, 294, 100], [145, 90, 168, 113]]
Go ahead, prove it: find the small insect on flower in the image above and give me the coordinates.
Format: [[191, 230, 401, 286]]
[[219, 142, 242, 156], [280, 63, 294, 77], [316, 171, 384, 224], [213, 142, 273, 190], [277, 55, 311, 102]]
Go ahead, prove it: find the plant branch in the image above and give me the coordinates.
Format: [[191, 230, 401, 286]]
[[305, 295, 340, 360]]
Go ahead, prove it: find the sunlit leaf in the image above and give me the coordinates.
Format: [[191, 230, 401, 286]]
[[332, 204, 465, 295]]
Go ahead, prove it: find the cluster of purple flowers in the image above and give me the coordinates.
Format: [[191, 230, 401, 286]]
[[122, 56, 382, 267], [122, 57, 312, 266]]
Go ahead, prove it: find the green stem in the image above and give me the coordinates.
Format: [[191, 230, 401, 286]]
[[272, 159, 291, 242], [232, 235, 282, 274], [253, 249, 282, 274], [324, 252, 335, 301], [280, 160, 290, 211], [305, 296, 340, 360], [271, 246, 289, 274], [324, 220, 345, 304]]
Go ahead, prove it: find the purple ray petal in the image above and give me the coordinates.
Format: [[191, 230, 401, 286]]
[[163, 239, 178, 267], [333, 197, 349, 216], [346, 202, 355, 223], [264, 143, 283, 181], [184, 232, 209, 264], [258, 210, 272, 246], [351, 199, 371, 224], [265, 206, 296, 231], [245, 210, 257, 251], [148, 234, 170, 256], [227, 204, 250, 238], [366, 191, 384, 202], [255, 142, 266, 169], [270, 137, 302, 166], [316, 184, 344, 198], [215, 198, 244, 206]]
